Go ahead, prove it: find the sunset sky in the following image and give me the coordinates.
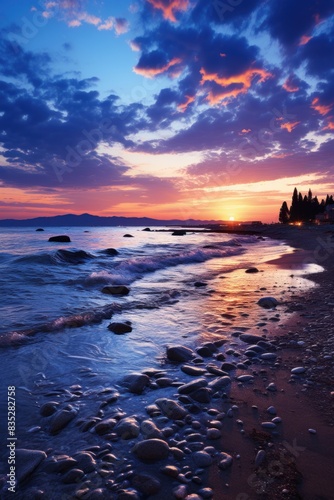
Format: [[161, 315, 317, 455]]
[[0, 0, 333, 222]]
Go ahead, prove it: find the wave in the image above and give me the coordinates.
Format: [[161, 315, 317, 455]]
[[0, 290, 180, 347], [86, 243, 245, 286], [14, 249, 95, 266]]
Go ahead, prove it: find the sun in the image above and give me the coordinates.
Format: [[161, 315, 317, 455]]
[[229, 216, 235, 221]]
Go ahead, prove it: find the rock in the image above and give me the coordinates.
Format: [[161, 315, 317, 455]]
[[73, 451, 96, 473], [62, 468, 85, 484], [141, 420, 164, 439], [49, 409, 77, 434], [218, 452, 233, 470], [261, 422, 276, 429], [255, 450, 266, 467], [308, 428, 317, 434], [40, 401, 59, 417], [122, 373, 150, 394], [257, 297, 279, 309], [85, 489, 108, 499], [43, 455, 78, 473], [132, 473, 161, 496], [117, 491, 140, 500], [208, 376, 231, 392], [133, 439, 169, 461], [221, 362, 237, 371], [103, 248, 118, 256], [123, 234, 134, 237], [192, 451, 213, 467], [160, 465, 179, 478], [48, 235, 71, 242], [114, 417, 140, 439], [173, 485, 188, 499], [156, 377, 173, 387], [190, 387, 212, 403], [181, 365, 207, 376], [291, 367, 306, 374], [266, 383, 277, 392], [206, 428, 221, 439], [94, 418, 117, 435], [239, 333, 264, 344], [142, 227, 151, 231], [15, 449, 47, 483], [102, 285, 130, 295], [172, 230, 186, 236], [196, 346, 212, 357], [260, 353, 277, 361], [178, 378, 208, 395], [245, 267, 259, 273], [198, 488, 214, 499], [237, 375, 254, 383], [194, 281, 207, 288], [167, 345, 195, 363], [267, 406, 277, 415], [108, 322, 132, 334], [36, 228, 44, 231], [155, 398, 187, 420]]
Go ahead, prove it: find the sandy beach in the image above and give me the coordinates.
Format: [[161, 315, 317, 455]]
[[1, 224, 334, 500]]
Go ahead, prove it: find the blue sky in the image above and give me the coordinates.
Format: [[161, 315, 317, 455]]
[[0, 0, 333, 221]]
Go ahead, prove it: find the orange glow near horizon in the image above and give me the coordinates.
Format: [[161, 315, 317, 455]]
[[134, 57, 182, 78], [200, 68, 272, 105], [147, 0, 189, 22], [311, 97, 332, 116]]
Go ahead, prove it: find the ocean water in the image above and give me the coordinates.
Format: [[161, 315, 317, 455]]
[[0, 226, 321, 483]]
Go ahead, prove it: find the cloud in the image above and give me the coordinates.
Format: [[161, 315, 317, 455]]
[[146, 0, 189, 22]]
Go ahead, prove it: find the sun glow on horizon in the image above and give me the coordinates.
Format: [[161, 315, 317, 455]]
[[229, 216, 235, 221]]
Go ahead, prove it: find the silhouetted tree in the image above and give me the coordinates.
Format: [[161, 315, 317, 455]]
[[279, 201, 290, 224]]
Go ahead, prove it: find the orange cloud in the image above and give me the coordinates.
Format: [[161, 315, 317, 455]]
[[178, 95, 195, 112], [299, 35, 312, 46], [241, 129, 251, 134], [200, 68, 272, 105], [280, 121, 300, 132], [323, 121, 334, 130], [147, 0, 189, 22], [311, 97, 332, 116], [283, 78, 299, 93], [134, 57, 182, 78]]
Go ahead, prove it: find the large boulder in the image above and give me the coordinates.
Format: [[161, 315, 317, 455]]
[[48, 235, 71, 242]]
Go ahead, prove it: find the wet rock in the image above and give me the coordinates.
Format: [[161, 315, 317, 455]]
[[173, 485, 188, 498], [36, 228, 44, 231], [267, 406, 277, 415], [196, 346, 212, 357], [95, 418, 117, 435], [43, 455, 78, 473], [132, 473, 161, 496], [48, 235, 71, 242], [133, 439, 169, 461], [239, 333, 265, 344], [218, 452, 233, 470], [143, 227, 151, 231], [260, 353, 277, 361], [155, 398, 187, 420], [291, 367, 306, 374], [102, 248, 119, 256], [194, 281, 207, 288], [221, 362, 237, 371], [115, 417, 140, 439], [172, 230, 186, 236], [237, 375, 254, 383], [208, 376, 231, 391], [102, 285, 130, 295], [117, 491, 140, 500], [141, 420, 164, 439], [255, 450, 266, 467], [156, 377, 173, 387], [62, 468, 85, 484], [261, 422, 276, 429], [85, 489, 108, 499], [122, 373, 150, 394], [308, 428, 317, 434], [266, 383, 277, 392], [198, 488, 214, 499], [108, 322, 132, 334], [189, 388, 212, 403], [245, 267, 259, 273], [160, 465, 179, 478], [181, 365, 207, 376], [73, 451, 96, 473], [40, 401, 59, 417], [206, 428, 221, 440], [123, 234, 134, 237], [167, 345, 195, 362], [178, 378, 208, 395], [15, 449, 47, 483], [257, 297, 279, 309], [49, 409, 77, 434]]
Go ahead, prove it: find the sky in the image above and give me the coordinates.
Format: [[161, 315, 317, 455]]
[[0, 0, 333, 222]]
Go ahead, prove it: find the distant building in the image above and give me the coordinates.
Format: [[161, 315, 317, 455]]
[[315, 204, 334, 224]]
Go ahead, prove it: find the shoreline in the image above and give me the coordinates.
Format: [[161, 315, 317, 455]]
[[0, 226, 333, 499]]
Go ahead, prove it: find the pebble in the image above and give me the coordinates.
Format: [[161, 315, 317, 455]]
[[181, 365, 207, 376], [291, 367, 306, 374], [260, 353, 277, 361], [107, 322, 133, 334], [239, 333, 265, 344], [257, 297, 279, 308], [167, 345, 195, 362], [15, 449, 46, 483], [255, 449, 266, 467], [122, 373, 150, 394], [95, 418, 117, 435], [101, 285, 130, 295], [267, 406, 277, 415], [218, 452, 233, 470], [192, 451, 213, 467], [261, 422, 276, 429], [73, 452, 96, 473], [237, 375, 254, 383], [133, 439, 169, 461], [178, 378, 208, 395], [266, 383, 277, 392], [132, 473, 161, 496], [40, 401, 59, 417], [155, 398, 187, 420], [308, 428, 317, 434], [62, 468, 84, 484], [206, 428, 221, 440], [49, 408, 77, 435], [114, 417, 140, 439]]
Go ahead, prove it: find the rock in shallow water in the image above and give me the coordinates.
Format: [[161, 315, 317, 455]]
[[155, 398, 187, 420], [49, 409, 77, 434], [48, 235, 71, 242], [133, 439, 169, 461], [108, 322, 132, 334], [257, 297, 279, 309], [167, 345, 195, 362], [114, 417, 140, 439], [102, 285, 130, 295], [291, 366, 306, 374], [15, 449, 47, 483], [122, 373, 150, 394], [218, 452, 233, 470]]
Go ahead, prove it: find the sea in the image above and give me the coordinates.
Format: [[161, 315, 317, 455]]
[[0, 225, 322, 495]]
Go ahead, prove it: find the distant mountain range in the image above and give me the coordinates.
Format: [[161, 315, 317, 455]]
[[0, 213, 225, 227]]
